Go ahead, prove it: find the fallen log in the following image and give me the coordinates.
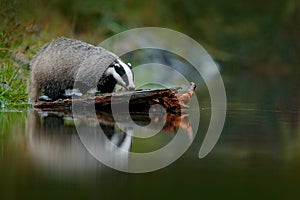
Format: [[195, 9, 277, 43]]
[[34, 82, 196, 114]]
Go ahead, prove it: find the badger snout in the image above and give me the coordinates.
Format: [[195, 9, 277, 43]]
[[127, 86, 135, 91]]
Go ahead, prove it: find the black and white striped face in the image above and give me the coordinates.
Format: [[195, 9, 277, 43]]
[[105, 59, 135, 91]]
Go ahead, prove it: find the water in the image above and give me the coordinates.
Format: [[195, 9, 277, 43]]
[[1, 70, 300, 199]]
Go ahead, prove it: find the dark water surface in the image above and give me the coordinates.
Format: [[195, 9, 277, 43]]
[[1, 71, 300, 199]]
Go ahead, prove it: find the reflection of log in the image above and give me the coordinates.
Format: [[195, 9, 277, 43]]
[[34, 82, 196, 114], [36, 109, 192, 135]]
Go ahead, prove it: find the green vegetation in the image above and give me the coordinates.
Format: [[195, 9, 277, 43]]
[[0, 0, 300, 108], [0, 0, 50, 108], [0, 63, 28, 107], [0, 1, 28, 108]]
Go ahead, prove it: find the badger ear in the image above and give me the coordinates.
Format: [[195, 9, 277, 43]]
[[127, 63, 132, 69], [113, 62, 120, 71]]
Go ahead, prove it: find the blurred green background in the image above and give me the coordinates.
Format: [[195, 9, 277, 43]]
[[1, 0, 299, 106], [1, 0, 300, 71]]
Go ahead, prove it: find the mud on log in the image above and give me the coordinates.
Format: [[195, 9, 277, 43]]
[[34, 82, 196, 114]]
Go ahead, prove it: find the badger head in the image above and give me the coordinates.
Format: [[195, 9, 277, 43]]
[[105, 59, 135, 91]]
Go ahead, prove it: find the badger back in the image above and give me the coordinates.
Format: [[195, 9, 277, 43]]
[[30, 38, 119, 89]]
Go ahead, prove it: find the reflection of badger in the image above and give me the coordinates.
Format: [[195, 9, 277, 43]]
[[26, 111, 132, 176], [28, 37, 135, 102]]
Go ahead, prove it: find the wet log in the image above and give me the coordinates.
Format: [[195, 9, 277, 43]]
[[34, 82, 196, 114]]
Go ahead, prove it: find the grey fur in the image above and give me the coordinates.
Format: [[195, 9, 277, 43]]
[[28, 37, 128, 102]]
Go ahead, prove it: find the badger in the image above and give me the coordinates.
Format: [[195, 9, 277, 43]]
[[28, 37, 135, 102]]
